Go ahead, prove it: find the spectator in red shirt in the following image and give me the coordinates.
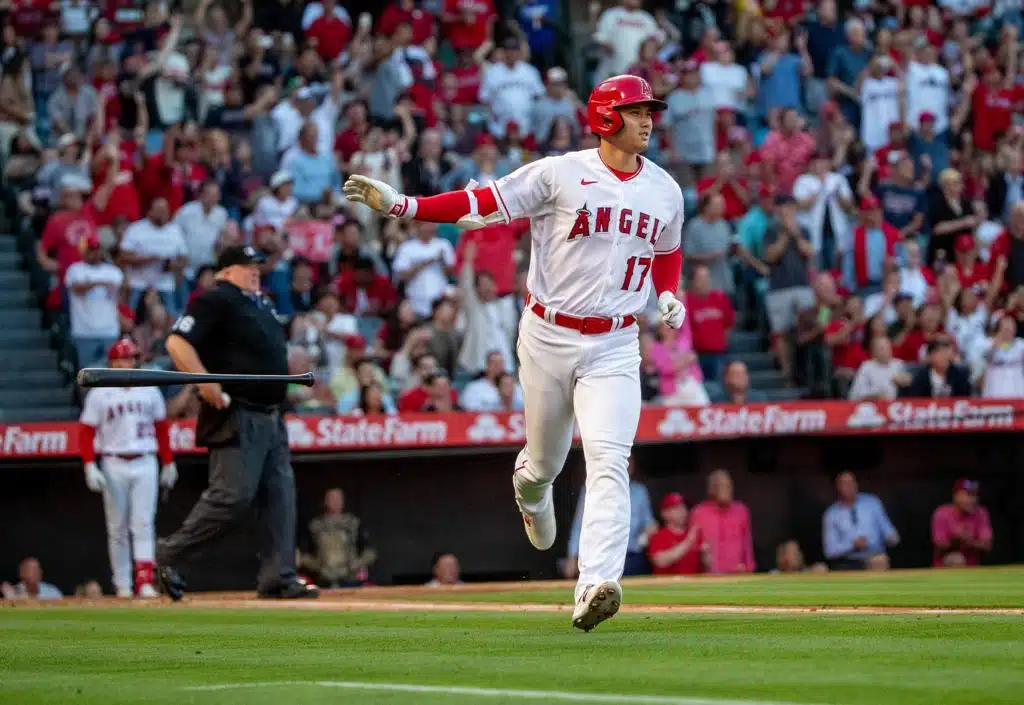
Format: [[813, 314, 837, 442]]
[[697, 152, 751, 222], [824, 294, 869, 394], [455, 219, 527, 297], [851, 194, 900, 295], [397, 369, 460, 412], [333, 257, 399, 319], [137, 131, 208, 215], [378, 0, 436, 45], [335, 101, 370, 169], [893, 302, 947, 363], [759, 107, 816, 195], [971, 63, 1020, 153], [646, 493, 707, 576], [302, 0, 353, 63], [36, 174, 106, 309], [952, 235, 990, 289], [931, 479, 993, 568], [684, 265, 735, 383], [443, 0, 495, 52]]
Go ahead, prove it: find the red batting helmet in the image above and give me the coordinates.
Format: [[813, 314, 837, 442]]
[[108, 338, 139, 362], [587, 75, 666, 137]]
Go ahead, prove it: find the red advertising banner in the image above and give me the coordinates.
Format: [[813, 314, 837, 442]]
[[1, 398, 1022, 460], [285, 220, 334, 263]]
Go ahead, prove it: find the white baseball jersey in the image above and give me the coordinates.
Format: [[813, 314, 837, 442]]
[[860, 75, 902, 152], [905, 61, 951, 133], [80, 387, 168, 455], [489, 149, 683, 318]]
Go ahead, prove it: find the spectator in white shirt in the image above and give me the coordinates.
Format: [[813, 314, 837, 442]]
[[592, 0, 661, 81], [898, 240, 934, 308], [391, 222, 456, 318], [173, 180, 229, 281], [946, 285, 990, 358], [65, 236, 123, 369], [849, 336, 911, 401], [253, 171, 299, 232], [271, 79, 343, 157], [456, 240, 517, 375], [792, 151, 855, 269], [905, 39, 951, 134], [700, 41, 752, 111], [1, 557, 63, 600], [460, 350, 524, 411], [860, 56, 902, 153], [975, 315, 1024, 398], [479, 37, 545, 139], [119, 197, 188, 317]]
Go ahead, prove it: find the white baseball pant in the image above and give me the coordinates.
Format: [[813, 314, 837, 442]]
[[100, 454, 158, 593], [512, 310, 642, 602]]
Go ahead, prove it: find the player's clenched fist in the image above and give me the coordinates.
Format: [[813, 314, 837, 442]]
[[343, 175, 408, 218], [160, 463, 178, 490], [84, 462, 106, 493], [658, 291, 686, 329]]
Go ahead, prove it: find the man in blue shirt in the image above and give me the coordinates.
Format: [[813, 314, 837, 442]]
[[281, 122, 341, 205], [566, 456, 657, 578], [907, 112, 950, 184], [876, 152, 926, 238], [802, 0, 844, 116], [827, 19, 872, 128], [823, 471, 900, 570]]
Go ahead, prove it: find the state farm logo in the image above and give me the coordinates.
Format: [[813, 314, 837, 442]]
[[847, 403, 886, 429], [658, 405, 827, 438], [168, 423, 195, 451], [467, 414, 506, 442], [1, 426, 68, 456], [886, 400, 1015, 430], [286, 418, 316, 448], [466, 413, 526, 444], [658, 409, 696, 437], [305, 415, 450, 448]]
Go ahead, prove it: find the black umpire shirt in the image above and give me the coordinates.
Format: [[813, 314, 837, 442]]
[[169, 280, 288, 442]]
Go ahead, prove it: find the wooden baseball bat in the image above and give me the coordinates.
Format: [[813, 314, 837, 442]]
[[77, 368, 315, 388]]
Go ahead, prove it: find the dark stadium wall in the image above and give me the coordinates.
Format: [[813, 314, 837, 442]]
[[1, 434, 1022, 594]]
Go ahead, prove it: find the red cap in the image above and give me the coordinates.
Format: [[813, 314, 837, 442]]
[[344, 334, 367, 351], [920, 111, 936, 123], [953, 478, 979, 494], [107, 337, 139, 361], [955, 234, 975, 253], [474, 133, 495, 149], [860, 194, 881, 210], [84, 234, 101, 249], [821, 101, 839, 118], [660, 492, 685, 511], [506, 120, 520, 135]]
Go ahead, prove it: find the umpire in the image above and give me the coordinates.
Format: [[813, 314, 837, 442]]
[[156, 245, 319, 600]]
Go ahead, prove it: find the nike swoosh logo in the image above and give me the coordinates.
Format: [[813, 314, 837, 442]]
[[581, 179, 598, 185]]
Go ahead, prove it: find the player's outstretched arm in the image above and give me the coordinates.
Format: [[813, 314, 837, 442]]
[[342, 175, 505, 230]]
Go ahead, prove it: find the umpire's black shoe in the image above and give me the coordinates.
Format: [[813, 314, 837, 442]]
[[156, 565, 187, 602], [258, 578, 320, 599]]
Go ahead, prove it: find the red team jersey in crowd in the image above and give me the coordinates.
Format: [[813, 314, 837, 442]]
[[378, 3, 436, 45], [9, 0, 57, 38], [305, 9, 353, 63], [647, 526, 704, 575], [39, 204, 101, 282], [443, 0, 495, 51], [454, 219, 529, 297], [684, 290, 736, 354], [137, 154, 208, 215], [972, 84, 1023, 152]]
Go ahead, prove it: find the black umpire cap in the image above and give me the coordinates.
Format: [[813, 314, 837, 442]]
[[216, 245, 267, 271]]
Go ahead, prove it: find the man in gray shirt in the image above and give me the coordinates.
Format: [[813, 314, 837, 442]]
[[762, 195, 816, 382], [366, 36, 414, 124], [532, 67, 578, 144], [683, 193, 734, 295], [665, 60, 715, 183]]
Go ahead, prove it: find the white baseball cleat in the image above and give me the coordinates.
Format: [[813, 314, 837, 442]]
[[572, 580, 622, 632], [513, 476, 556, 550], [136, 584, 159, 599], [116, 587, 133, 599]]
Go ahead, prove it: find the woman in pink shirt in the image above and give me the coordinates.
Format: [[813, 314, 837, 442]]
[[689, 469, 756, 574], [647, 318, 710, 406]]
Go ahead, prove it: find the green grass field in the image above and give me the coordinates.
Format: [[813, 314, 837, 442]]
[[2, 568, 1023, 705]]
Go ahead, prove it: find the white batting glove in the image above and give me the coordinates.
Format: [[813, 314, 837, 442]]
[[84, 462, 106, 493], [159, 463, 178, 490], [658, 291, 686, 329], [342, 174, 409, 218]]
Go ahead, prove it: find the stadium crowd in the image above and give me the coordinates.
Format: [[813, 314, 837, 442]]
[[0, 0, 1022, 420]]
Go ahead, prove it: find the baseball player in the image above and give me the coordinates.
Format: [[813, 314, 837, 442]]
[[344, 75, 686, 631], [79, 338, 178, 598]]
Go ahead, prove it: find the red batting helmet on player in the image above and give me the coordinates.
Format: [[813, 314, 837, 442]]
[[587, 75, 666, 137], [108, 338, 139, 362]]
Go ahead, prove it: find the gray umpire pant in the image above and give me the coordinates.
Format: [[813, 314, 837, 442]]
[[156, 406, 297, 591]]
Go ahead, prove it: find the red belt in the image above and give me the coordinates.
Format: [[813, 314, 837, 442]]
[[526, 294, 636, 335], [106, 453, 145, 461]]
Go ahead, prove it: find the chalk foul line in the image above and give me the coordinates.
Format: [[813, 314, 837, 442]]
[[183, 679, 826, 705]]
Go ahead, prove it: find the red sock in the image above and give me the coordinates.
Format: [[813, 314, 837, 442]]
[[134, 561, 154, 590]]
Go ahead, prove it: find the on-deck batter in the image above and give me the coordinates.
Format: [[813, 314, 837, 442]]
[[79, 338, 178, 597], [344, 75, 686, 631]]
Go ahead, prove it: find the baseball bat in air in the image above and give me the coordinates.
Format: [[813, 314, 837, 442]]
[[77, 368, 315, 388]]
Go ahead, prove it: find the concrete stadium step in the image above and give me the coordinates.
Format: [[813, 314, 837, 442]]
[[0, 388, 73, 408], [0, 405, 78, 422], [728, 330, 764, 355], [0, 250, 21, 268], [0, 289, 36, 308], [0, 307, 42, 328], [764, 387, 807, 402], [0, 269, 30, 290], [725, 351, 776, 373], [0, 370, 64, 390], [3, 349, 58, 372], [0, 328, 50, 349], [749, 369, 788, 389]]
